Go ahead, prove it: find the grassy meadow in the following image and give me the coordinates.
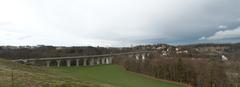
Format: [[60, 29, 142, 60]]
[[0, 59, 111, 87], [0, 58, 185, 87], [52, 65, 185, 87]]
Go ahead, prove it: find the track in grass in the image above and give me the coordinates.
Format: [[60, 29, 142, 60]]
[[52, 65, 185, 87]]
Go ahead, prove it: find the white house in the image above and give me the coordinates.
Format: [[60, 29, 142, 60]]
[[222, 55, 228, 61]]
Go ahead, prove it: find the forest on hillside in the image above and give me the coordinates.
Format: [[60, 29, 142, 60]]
[[115, 52, 240, 87]]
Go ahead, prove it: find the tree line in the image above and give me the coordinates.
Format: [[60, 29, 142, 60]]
[[114, 53, 240, 87]]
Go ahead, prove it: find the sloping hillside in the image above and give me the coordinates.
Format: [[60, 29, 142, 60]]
[[0, 59, 112, 87], [52, 65, 185, 87], [0, 58, 185, 87]]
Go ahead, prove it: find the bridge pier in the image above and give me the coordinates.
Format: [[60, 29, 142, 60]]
[[101, 58, 105, 64], [103, 57, 113, 64], [66, 60, 71, 67], [56, 60, 61, 67], [135, 54, 140, 60], [96, 58, 100, 65], [142, 54, 146, 62], [106, 57, 110, 64], [83, 58, 87, 66], [76, 59, 79, 66], [109, 57, 113, 64], [46, 61, 51, 67], [90, 58, 94, 66]]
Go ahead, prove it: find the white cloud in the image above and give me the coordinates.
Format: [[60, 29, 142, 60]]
[[0, 0, 209, 46], [207, 27, 240, 40], [218, 25, 227, 29], [0, 31, 29, 41], [34, 0, 205, 40], [199, 36, 206, 40], [237, 18, 240, 22], [0, 22, 11, 25], [1, 0, 240, 46], [0, 30, 137, 47]]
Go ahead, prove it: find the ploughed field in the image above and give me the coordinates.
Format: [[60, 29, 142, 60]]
[[52, 65, 185, 87]]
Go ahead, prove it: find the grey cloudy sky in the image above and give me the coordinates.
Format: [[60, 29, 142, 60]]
[[0, 0, 240, 47]]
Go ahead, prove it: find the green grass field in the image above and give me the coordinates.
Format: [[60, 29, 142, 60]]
[[0, 59, 111, 87], [52, 65, 185, 87], [0, 58, 185, 87]]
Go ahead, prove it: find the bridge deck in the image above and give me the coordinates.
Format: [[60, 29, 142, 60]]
[[12, 51, 154, 61]]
